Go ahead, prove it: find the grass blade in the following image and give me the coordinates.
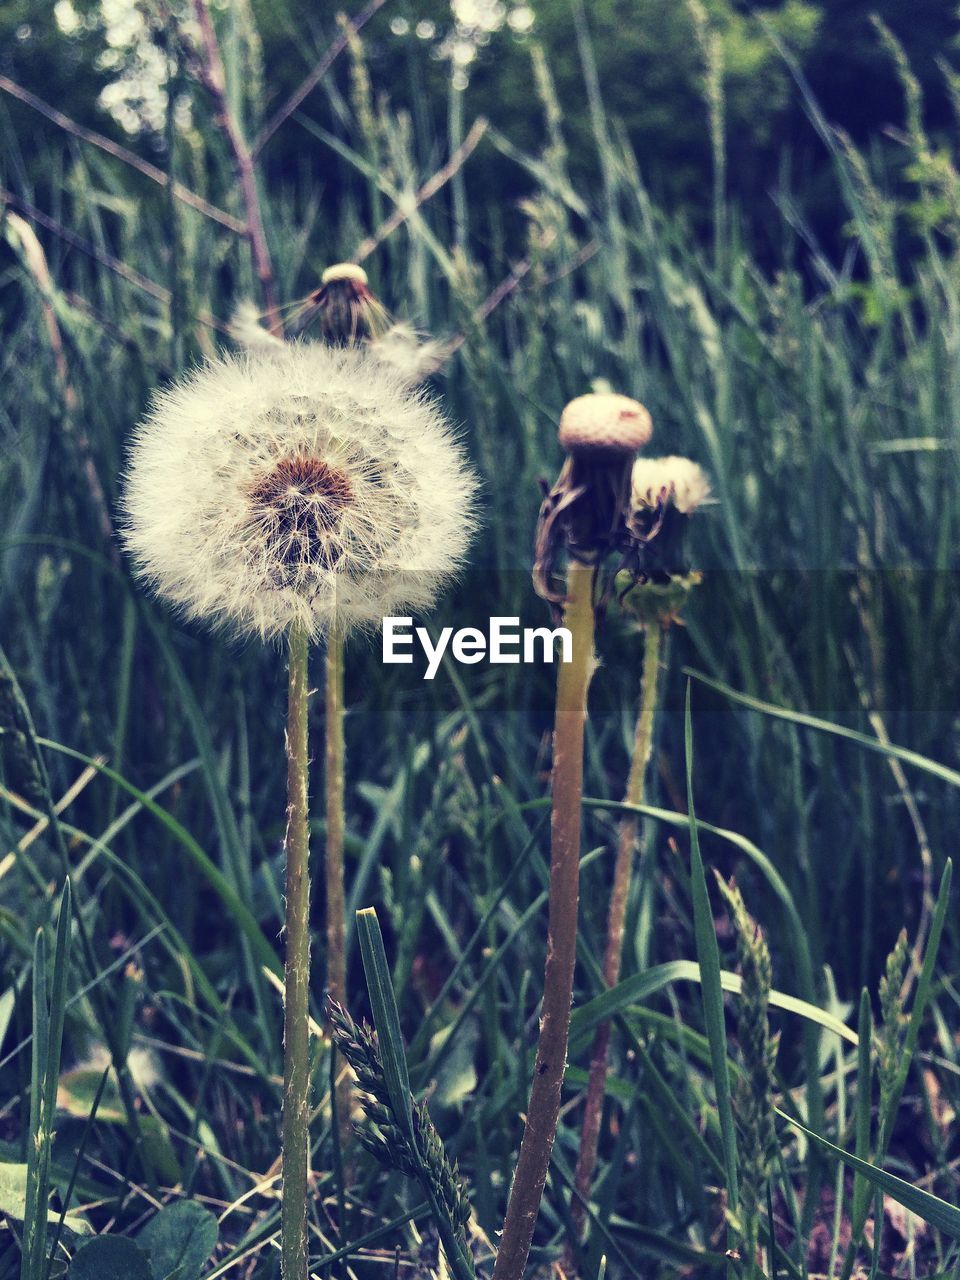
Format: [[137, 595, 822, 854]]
[[780, 1109, 960, 1240], [685, 683, 739, 1212]]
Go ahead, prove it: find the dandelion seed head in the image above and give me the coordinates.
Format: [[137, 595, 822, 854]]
[[558, 393, 652, 455], [121, 344, 477, 641], [630, 456, 711, 516]]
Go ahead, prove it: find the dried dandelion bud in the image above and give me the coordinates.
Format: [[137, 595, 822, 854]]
[[533, 393, 653, 606], [557, 393, 652, 455], [230, 270, 452, 386], [121, 345, 477, 641], [618, 455, 711, 625], [301, 261, 390, 345], [321, 263, 370, 287]]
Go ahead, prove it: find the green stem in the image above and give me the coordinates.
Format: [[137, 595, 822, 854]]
[[325, 627, 351, 1158], [492, 562, 596, 1280], [283, 623, 311, 1280], [570, 621, 661, 1241]]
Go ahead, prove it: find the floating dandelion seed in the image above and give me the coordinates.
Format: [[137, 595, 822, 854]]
[[228, 298, 285, 351], [121, 343, 477, 641]]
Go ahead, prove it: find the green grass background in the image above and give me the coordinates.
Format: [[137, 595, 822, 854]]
[[2, 6, 960, 1276]]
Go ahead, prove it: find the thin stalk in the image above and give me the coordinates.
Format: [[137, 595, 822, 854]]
[[492, 562, 597, 1280], [570, 621, 661, 1240], [283, 623, 312, 1280], [192, 0, 282, 335], [325, 627, 351, 1155]]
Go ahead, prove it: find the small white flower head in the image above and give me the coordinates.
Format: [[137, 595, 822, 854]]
[[121, 344, 477, 641], [558, 393, 653, 455], [229, 283, 450, 387], [624, 455, 711, 596], [630, 456, 712, 517]]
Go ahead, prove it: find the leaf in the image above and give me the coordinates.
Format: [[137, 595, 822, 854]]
[[568, 959, 857, 1047], [69, 1237, 153, 1280], [778, 1110, 960, 1240], [356, 908, 414, 1144], [684, 687, 739, 1211], [55, 1069, 181, 1183], [686, 671, 960, 791], [428, 1020, 478, 1112], [58, 1068, 126, 1124], [137, 1201, 219, 1280], [0, 1163, 91, 1237]]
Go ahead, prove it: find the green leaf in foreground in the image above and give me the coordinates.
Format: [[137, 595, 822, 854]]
[[137, 1201, 219, 1280], [568, 959, 856, 1048], [354, 908, 475, 1280], [685, 685, 739, 1211], [0, 1164, 91, 1239], [779, 1110, 960, 1240], [68, 1237, 153, 1280]]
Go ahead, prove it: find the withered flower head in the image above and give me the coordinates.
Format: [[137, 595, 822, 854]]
[[533, 393, 653, 605], [301, 261, 390, 345], [229, 267, 452, 386], [618, 455, 711, 626]]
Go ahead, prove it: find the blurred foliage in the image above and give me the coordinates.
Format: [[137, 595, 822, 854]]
[[2, 0, 959, 260]]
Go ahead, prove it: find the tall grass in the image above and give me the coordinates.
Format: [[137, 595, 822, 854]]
[[1, 8, 960, 1277]]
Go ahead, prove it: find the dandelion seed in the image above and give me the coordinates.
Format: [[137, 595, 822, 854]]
[[228, 299, 285, 351], [369, 321, 454, 383], [121, 343, 477, 641]]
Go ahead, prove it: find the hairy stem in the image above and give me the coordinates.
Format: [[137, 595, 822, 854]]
[[283, 624, 312, 1280], [570, 622, 661, 1241], [492, 562, 596, 1280], [324, 627, 351, 1154]]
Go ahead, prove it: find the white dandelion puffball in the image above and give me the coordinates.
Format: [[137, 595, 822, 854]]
[[121, 344, 477, 641], [630, 456, 711, 515]]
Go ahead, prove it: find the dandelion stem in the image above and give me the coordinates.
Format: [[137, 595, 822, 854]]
[[493, 561, 596, 1280], [283, 622, 312, 1280], [324, 627, 351, 1155], [571, 620, 661, 1241]]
